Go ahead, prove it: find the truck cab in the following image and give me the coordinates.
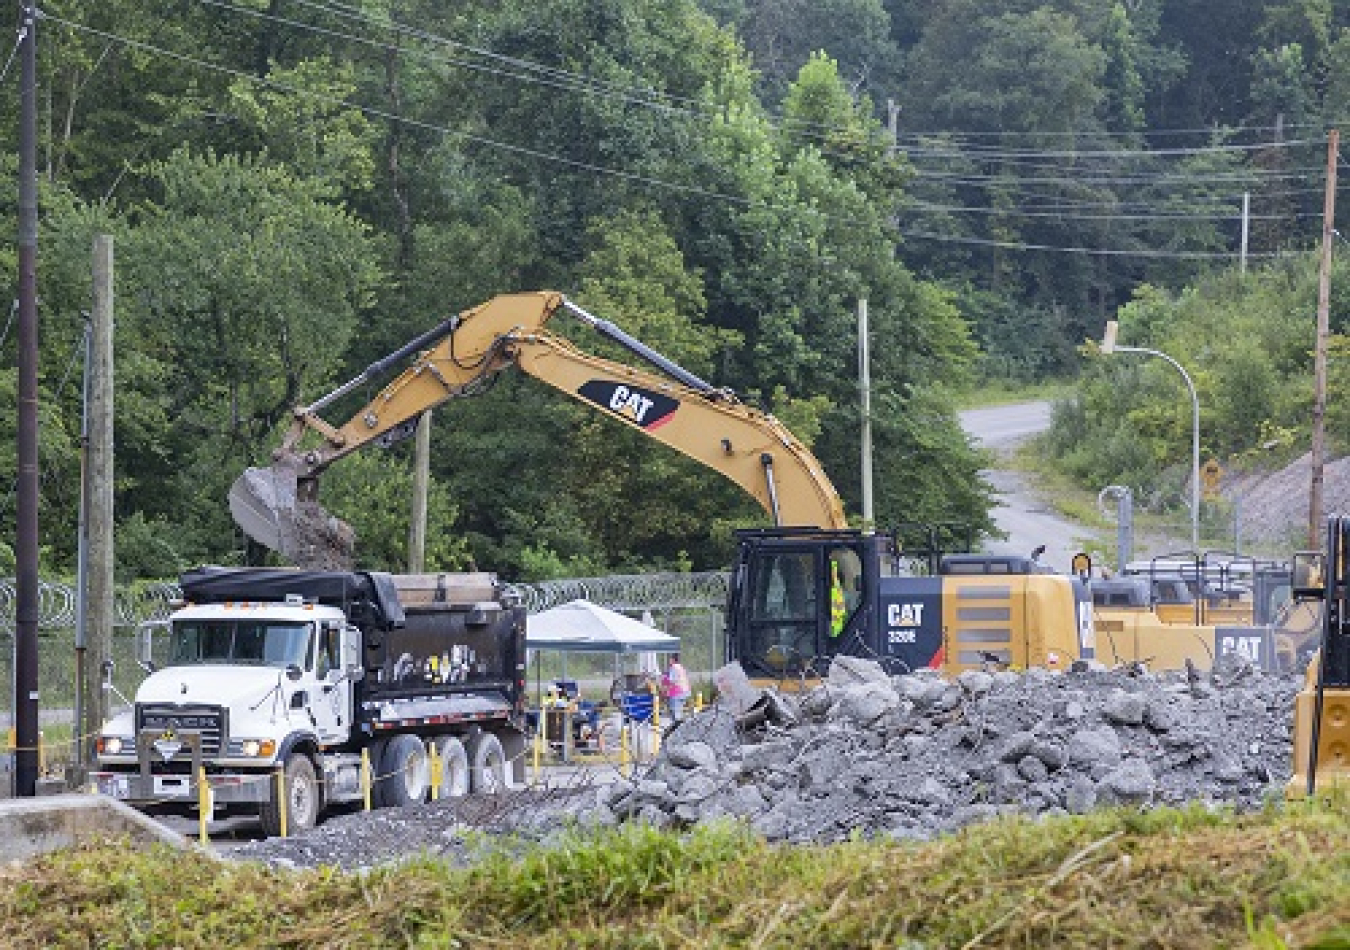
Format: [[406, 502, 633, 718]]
[[92, 597, 363, 819]]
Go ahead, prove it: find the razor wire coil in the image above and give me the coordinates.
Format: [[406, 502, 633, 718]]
[[0, 572, 730, 629]]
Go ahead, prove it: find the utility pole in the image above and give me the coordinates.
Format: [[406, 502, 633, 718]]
[[1239, 192, 1250, 276], [13, 0, 40, 797], [81, 236, 115, 774], [858, 298, 874, 531], [408, 410, 431, 573], [1310, 129, 1338, 547]]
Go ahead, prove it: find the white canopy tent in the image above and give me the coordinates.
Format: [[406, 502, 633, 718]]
[[525, 599, 680, 714], [526, 599, 680, 654], [525, 600, 681, 758]]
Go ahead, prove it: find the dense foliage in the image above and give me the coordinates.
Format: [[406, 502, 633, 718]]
[[1, 1, 1348, 577]]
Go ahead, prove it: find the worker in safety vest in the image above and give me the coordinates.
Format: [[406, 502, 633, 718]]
[[829, 561, 847, 638]]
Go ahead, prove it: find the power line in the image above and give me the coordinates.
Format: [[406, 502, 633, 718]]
[[899, 228, 1283, 259], [203, 0, 1325, 170], [898, 197, 1311, 223], [38, 12, 1302, 261]]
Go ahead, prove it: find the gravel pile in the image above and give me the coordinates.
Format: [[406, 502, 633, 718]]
[[230, 657, 1301, 871], [1221, 452, 1350, 551]]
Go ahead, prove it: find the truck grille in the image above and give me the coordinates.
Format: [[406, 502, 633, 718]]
[[136, 704, 227, 755]]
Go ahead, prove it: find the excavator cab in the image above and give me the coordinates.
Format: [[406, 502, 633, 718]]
[[1288, 518, 1350, 797], [726, 529, 890, 681]]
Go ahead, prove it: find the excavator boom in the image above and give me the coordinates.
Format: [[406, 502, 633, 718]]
[[230, 292, 846, 566]]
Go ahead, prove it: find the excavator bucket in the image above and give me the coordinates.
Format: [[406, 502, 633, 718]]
[[228, 460, 356, 570]]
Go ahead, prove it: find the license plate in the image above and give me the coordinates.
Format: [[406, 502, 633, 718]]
[[153, 775, 192, 797]]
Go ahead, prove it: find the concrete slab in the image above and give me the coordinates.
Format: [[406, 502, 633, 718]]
[[0, 794, 188, 861]]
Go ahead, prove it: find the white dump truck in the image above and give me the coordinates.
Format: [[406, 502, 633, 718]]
[[91, 566, 528, 836]]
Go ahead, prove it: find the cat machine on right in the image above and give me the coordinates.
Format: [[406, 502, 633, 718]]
[[1286, 514, 1350, 797]]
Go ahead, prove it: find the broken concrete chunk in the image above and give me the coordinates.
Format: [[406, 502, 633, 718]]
[[1103, 688, 1148, 725], [828, 655, 891, 687], [1067, 726, 1123, 768]]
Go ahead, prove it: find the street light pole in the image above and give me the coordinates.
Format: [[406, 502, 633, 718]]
[[1101, 321, 1201, 552]]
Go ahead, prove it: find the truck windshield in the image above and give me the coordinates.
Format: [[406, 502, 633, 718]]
[[167, 620, 312, 669]]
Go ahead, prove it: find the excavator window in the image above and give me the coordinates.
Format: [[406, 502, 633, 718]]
[[744, 550, 819, 674]]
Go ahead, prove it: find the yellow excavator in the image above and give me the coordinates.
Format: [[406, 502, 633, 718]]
[[229, 291, 1091, 680], [1287, 515, 1350, 798], [229, 290, 845, 567]]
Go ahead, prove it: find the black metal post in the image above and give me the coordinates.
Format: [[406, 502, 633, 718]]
[[13, 0, 40, 797]]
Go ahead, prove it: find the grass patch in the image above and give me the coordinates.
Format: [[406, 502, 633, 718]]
[[1011, 439, 1110, 531], [4, 797, 1349, 948], [955, 380, 1073, 410]]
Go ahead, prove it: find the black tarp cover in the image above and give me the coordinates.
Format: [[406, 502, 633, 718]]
[[179, 566, 406, 627]]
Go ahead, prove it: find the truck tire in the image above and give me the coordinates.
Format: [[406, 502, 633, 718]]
[[378, 733, 431, 808], [258, 753, 321, 838], [434, 736, 471, 799], [468, 732, 507, 794]]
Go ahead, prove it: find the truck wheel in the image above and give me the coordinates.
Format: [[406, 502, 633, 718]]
[[434, 736, 471, 799], [468, 732, 507, 794], [258, 754, 320, 838], [379, 734, 431, 808]]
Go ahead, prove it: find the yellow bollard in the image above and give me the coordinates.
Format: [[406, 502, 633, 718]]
[[695, 690, 704, 714], [620, 720, 630, 778], [532, 723, 542, 781], [197, 765, 211, 846], [361, 747, 372, 811], [275, 766, 288, 838], [6, 728, 46, 770], [652, 700, 662, 756], [428, 739, 441, 801]]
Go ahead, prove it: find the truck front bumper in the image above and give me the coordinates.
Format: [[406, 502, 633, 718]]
[[89, 769, 274, 805]]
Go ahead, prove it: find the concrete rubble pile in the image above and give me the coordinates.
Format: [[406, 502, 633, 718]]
[[230, 656, 1300, 870], [575, 656, 1301, 844]]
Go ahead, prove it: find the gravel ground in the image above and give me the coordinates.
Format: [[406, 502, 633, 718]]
[[1224, 452, 1350, 551], [230, 656, 1302, 873]]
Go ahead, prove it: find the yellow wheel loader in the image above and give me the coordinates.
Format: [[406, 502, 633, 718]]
[[1287, 515, 1350, 798]]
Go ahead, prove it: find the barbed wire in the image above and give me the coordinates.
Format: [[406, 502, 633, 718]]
[[0, 572, 731, 630]]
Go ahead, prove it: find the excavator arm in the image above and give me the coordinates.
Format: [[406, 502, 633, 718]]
[[229, 291, 846, 567]]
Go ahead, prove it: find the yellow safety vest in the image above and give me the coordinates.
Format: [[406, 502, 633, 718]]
[[830, 564, 846, 637]]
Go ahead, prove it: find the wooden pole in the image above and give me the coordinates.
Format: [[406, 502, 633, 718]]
[[13, 0, 40, 798], [1310, 129, 1338, 547], [82, 235, 115, 773], [408, 410, 431, 572]]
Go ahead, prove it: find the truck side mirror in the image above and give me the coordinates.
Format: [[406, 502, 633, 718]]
[[135, 622, 160, 674], [286, 664, 304, 682], [101, 658, 115, 688], [1292, 551, 1326, 600]]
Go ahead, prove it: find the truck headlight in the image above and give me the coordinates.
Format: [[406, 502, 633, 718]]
[[228, 738, 277, 758], [96, 735, 132, 755]]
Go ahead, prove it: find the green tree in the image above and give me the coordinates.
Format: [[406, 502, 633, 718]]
[[113, 149, 381, 572]]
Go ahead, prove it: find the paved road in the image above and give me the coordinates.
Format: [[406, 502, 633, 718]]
[[959, 401, 1101, 573]]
